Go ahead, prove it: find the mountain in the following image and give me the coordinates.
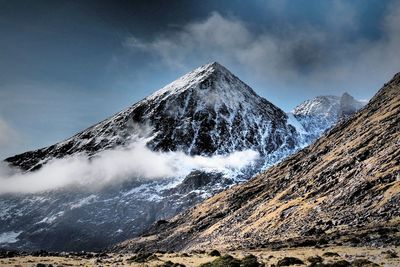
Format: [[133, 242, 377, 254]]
[[113, 73, 400, 253], [339, 92, 365, 118], [288, 93, 365, 143], [1, 62, 308, 252], [5, 62, 297, 171]]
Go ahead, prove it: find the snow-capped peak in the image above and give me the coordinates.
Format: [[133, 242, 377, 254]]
[[146, 62, 222, 101], [288, 93, 366, 144], [6, 62, 295, 170], [145, 62, 258, 105], [291, 95, 340, 118]]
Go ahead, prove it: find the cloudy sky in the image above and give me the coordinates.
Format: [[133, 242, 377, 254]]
[[0, 0, 400, 158]]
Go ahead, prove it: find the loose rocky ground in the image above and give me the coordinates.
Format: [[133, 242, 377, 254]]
[[0, 246, 398, 266]]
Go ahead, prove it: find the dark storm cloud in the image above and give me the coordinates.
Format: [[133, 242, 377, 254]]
[[124, 1, 400, 101], [286, 40, 325, 73]]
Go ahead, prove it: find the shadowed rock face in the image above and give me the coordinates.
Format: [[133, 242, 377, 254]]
[[113, 73, 400, 253]]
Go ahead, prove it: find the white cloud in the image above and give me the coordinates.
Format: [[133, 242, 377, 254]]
[[124, 12, 270, 70], [0, 138, 259, 194], [123, 12, 318, 82], [124, 6, 400, 97]]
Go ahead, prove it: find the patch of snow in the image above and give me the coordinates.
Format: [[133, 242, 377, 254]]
[[36, 211, 64, 224], [0, 231, 22, 244], [70, 195, 97, 209], [286, 113, 307, 135]]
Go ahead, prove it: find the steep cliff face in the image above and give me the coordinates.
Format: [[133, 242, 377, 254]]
[[114, 73, 400, 253]]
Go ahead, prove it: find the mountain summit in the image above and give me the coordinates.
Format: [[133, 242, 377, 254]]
[[289, 93, 365, 143], [6, 62, 297, 171], [339, 92, 365, 117]]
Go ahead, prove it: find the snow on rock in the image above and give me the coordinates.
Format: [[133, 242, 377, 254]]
[[292, 95, 341, 118], [0, 231, 22, 244], [288, 93, 366, 143]]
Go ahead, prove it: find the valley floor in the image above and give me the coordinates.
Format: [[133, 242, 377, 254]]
[[1, 245, 399, 267]]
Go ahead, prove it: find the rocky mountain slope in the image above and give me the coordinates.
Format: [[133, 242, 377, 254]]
[[5, 62, 298, 172], [114, 73, 400, 253], [0, 62, 308, 252], [289, 93, 365, 143]]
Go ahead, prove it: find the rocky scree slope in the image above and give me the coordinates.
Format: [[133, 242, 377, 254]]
[[114, 73, 400, 253]]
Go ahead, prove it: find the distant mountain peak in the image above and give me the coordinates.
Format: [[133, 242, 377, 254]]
[[339, 92, 364, 118], [289, 93, 366, 144], [291, 95, 340, 117], [341, 91, 351, 97]]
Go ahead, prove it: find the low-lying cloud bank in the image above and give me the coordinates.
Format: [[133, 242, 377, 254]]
[[0, 139, 258, 195]]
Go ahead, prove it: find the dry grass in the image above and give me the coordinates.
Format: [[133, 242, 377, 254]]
[[1, 246, 399, 266]]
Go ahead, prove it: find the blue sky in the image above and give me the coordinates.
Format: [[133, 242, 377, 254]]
[[0, 0, 400, 158]]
